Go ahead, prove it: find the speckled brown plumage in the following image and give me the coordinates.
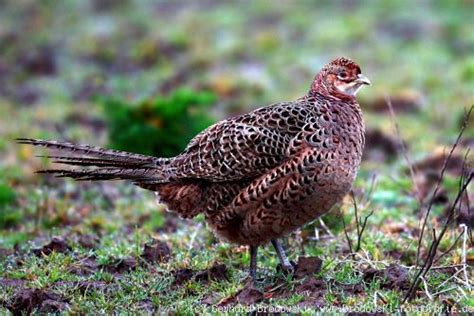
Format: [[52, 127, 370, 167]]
[[19, 57, 370, 277]]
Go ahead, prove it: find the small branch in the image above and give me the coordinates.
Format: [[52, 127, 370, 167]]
[[351, 192, 361, 242], [415, 106, 473, 266], [386, 97, 421, 203], [420, 275, 433, 301], [433, 229, 464, 265], [340, 209, 354, 256], [350, 191, 374, 252], [356, 209, 374, 252], [460, 224, 471, 292], [318, 218, 334, 237], [403, 171, 473, 302], [365, 174, 377, 202]]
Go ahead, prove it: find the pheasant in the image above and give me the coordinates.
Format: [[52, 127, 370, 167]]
[[18, 57, 370, 280]]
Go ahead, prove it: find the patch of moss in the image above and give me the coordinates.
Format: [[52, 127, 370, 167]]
[[102, 88, 217, 157]]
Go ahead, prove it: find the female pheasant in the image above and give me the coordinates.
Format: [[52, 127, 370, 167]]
[[19, 57, 370, 280]]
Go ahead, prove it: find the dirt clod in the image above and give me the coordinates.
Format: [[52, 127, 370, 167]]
[[219, 282, 263, 306], [32, 237, 71, 257], [363, 263, 410, 290], [68, 257, 99, 276], [141, 240, 171, 264], [17, 45, 57, 76], [294, 256, 323, 279], [77, 234, 100, 249], [194, 264, 228, 283], [364, 90, 423, 113], [363, 128, 400, 162], [0, 248, 13, 259], [0, 279, 27, 288], [137, 299, 154, 312], [101, 257, 137, 274], [173, 268, 194, 285], [412, 150, 471, 178], [39, 299, 68, 313], [236, 285, 263, 304], [6, 288, 68, 315]]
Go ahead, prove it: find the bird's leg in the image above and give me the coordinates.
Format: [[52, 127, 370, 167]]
[[271, 239, 294, 272], [249, 245, 258, 282]]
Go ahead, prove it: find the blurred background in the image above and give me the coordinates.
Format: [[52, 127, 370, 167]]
[[0, 1, 473, 312], [0, 0, 473, 271]]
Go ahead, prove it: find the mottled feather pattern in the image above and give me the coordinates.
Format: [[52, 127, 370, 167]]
[[19, 57, 368, 247]]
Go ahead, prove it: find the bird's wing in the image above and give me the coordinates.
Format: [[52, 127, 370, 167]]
[[167, 102, 310, 182]]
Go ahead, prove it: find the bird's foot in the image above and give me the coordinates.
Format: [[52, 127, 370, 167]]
[[276, 260, 297, 275]]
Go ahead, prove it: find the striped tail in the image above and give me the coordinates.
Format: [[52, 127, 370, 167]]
[[17, 138, 172, 183]]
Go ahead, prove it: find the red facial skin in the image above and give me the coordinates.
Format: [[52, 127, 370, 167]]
[[310, 57, 363, 101]]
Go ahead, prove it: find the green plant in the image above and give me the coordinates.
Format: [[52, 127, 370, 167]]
[[0, 182, 21, 228], [102, 88, 217, 157]]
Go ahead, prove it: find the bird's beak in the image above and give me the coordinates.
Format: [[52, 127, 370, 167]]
[[356, 73, 371, 85]]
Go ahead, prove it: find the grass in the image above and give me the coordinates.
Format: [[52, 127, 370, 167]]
[[0, 0, 473, 314], [0, 174, 470, 313]]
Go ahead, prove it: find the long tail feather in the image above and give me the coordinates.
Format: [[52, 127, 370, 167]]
[[17, 138, 157, 163], [36, 156, 153, 168], [19, 138, 173, 184], [36, 168, 161, 181]]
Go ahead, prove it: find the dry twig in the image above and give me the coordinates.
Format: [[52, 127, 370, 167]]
[[402, 106, 472, 303], [414, 106, 473, 266], [403, 165, 472, 302]]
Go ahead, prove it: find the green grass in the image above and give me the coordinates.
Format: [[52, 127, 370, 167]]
[[0, 0, 473, 314]]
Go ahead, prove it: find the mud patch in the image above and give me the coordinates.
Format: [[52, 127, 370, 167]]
[[173, 268, 194, 285], [100, 257, 137, 274], [5, 288, 69, 314], [141, 240, 171, 264], [77, 234, 100, 249], [67, 256, 99, 276], [294, 256, 323, 279], [173, 264, 229, 285], [412, 150, 471, 178], [363, 128, 400, 162], [137, 299, 155, 312], [364, 90, 423, 113], [0, 278, 27, 288], [194, 264, 229, 283], [32, 237, 71, 257], [219, 282, 263, 306], [363, 264, 410, 290]]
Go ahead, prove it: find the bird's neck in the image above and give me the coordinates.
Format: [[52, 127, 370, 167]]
[[310, 75, 356, 102]]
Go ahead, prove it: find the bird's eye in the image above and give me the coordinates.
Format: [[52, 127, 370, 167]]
[[337, 72, 348, 80]]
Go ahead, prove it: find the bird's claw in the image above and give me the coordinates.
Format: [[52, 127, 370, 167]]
[[276, 260, 297, 275]]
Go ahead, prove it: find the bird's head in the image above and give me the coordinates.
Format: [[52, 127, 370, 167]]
[[310, 57, 371, 100]]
